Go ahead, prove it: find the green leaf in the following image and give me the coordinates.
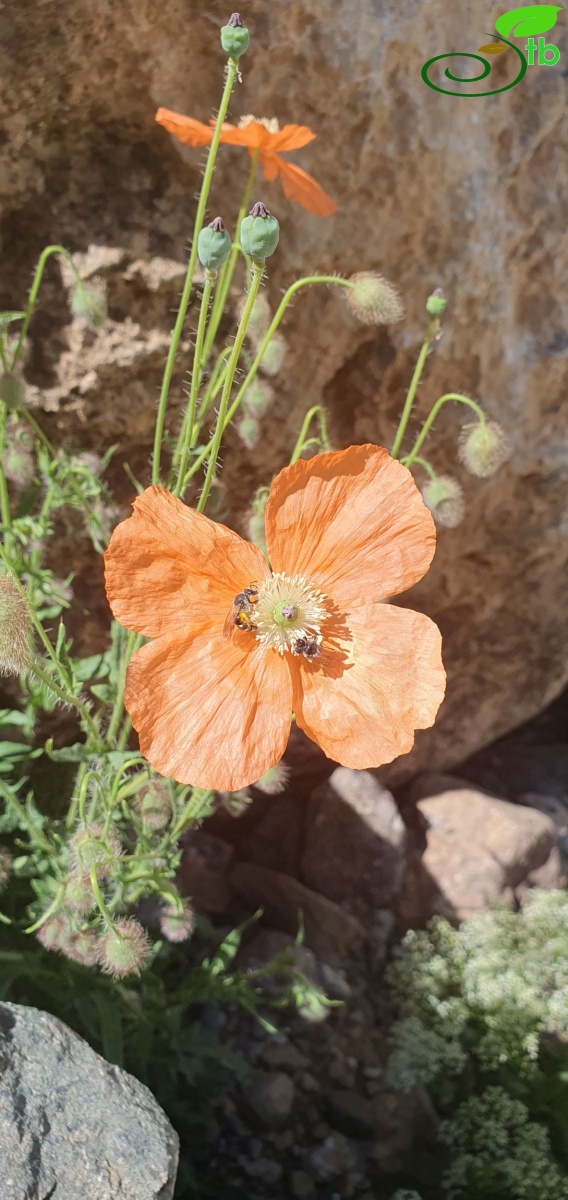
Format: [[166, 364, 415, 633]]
[[495, 4, 562, 37], [0, 311, 26, 328]]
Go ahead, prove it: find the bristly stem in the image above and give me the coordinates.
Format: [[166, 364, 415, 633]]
[[29, 661, 104, 749], [404, 393, 486, 466], [10, 245, 83, 372], [391, 321, 438, 459], [151, 56, 239, 486], [197, 261, 264, 513], [173, 274, 214, 498], [290, 406, 330, 464], [402, 454, 437, 479], [200, 150, 259, 370]]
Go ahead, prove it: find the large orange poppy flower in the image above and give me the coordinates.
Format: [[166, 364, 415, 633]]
[[155, 109, 337, 217], [104, 445, 445, 791]]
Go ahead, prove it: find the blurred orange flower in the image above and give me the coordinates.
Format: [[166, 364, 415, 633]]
[[104, 445, 445, 791], [155, 109, 337, 216]]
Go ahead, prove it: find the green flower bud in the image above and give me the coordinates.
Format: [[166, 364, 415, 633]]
[[98, 918, 151, 978], [426, 288, 447, 317], [242, 292, 272, 344], [159, 900, 195, 943], [240, 202, 280, 263], [0, 372, 23, 409], [220, 12, 250, 59], [253, 761, 291, 795], [421, 475, 465, 529], [346, 272, 404, 326], [242, 378, 274, 417], [237, 412, 260, 449], [458, 420, 508, 478], [0, 574, 32, 676], [71, 284, 107, 329], [259, 333, 287, 377], [197, 217, 232, 271], [218, 789, 251, 817]]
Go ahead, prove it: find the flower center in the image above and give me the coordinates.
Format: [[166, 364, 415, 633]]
[[238, 114, 281, 134], [253, 572, 327, 655]]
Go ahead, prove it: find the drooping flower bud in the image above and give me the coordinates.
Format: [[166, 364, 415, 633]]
[[3, 418, 34, 490], [64, 927, 100, 967], [218, 788, 251, 817], [240, 202, 280, 262], [70, 822, 123, 878], [0, 846, 12, 892], [458, 420, 508, 478], [197, 217, 232, 272], [242, 292, 272, 344], [134, 782, 172, 830], [425, 288, 447, 317], [62, 872, 95, 916], [421, 475, 465, 528], [346, 272, 405, 326], [36, 911, 73, 954], [220, 12, 250, 58], [0, 371, 23, 409], [242, 378, 274, 418], [98, 918, 151, 978], [259, 333, 287, 377], [159, 900, 195, 943], [253, 761, 291, 795], [0, 574, 32, 676], [237, 412, 261, 449], [71, 283, 107, 329]]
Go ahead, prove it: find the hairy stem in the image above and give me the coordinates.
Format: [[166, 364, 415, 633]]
[[404, 393, 486, 466]]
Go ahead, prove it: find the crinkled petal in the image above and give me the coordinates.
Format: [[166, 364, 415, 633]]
[[276, 159, 337, 216], [265, 445, 436, 608], [291, 602, 445, 768], [214, 120, 270, 148], [104, 486, 269, 638], [259, 151, 280, 182], [125, 627, 293, 790], [269, 124, 317, 151], [155, 109, 214, 147]]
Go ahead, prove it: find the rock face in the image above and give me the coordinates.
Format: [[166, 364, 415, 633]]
[[398, 785, 564, 924], [1, 1, 567, 777], [0, 1002, 178, 1200]]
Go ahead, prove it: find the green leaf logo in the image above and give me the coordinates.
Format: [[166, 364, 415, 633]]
[[495, 4, 563, 38]]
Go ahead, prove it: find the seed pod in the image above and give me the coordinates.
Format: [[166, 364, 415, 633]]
[[346, 272, 404, 325], [197, 217, 232, 271], [240, 202, 280, 262], [0, 574, 32, 676], [220, 12, 250, 58], [421, 475, 465, 528], [426, 288, 447, 317], [459, 420, 508, 478]]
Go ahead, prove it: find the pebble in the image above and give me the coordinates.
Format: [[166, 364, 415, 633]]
[[242, 1070, 296, 1129], [310, 1132, 357, 1181]]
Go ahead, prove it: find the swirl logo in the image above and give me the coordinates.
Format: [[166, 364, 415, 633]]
[[422, 4, 562, 97]]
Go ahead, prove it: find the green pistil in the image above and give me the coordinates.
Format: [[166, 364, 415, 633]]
[[273, 602, 298, 627]]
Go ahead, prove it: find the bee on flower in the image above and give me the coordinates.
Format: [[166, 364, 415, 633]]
[[104, 445, 445, 791]]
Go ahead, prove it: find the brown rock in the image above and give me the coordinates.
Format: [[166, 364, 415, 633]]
[[398, 787, 561, 924], [302, 768, 407, 910], [230, 862, 365, 964], [178, 831, 233, 916], [1, 2, 567, 782]]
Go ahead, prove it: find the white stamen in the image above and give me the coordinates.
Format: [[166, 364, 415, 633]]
[[254, 572, 327, 655]]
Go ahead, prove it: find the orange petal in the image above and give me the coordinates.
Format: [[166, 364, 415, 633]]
[[104, 486, 269, 639], [155, 108, 214, 148], [259, 151, 280, 182], [265, 445, 436, 609], [213, 120, 269, 149], [291, 602, 445, 768], [276, 159, 337, 216], [125, 628, 293, 790], [269, 124, 317, 152]]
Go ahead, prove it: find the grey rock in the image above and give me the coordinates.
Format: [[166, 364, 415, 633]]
[[302, 768, 407, 909], [259, 1040, 309, 1072], [242, 1070, 295, 1129], [0, 1002, 178, 1200], [310, 1132, 357, 1182]]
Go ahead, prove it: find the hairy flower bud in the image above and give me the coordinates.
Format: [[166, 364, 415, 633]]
[[458, 420, 508, 478], [3, 418, 35, 490], [71, 284, 107, 329], [346, 273, 404, 326], [0, 371, 23, 409], [70, 822, 122, 878], [243, 292, 272, 344], [259, 333, 287, 377], [197, 217, 232, 271], [64, 927, 100, 967], [62, 872, 94, 916], [421, 475, 465, 528], [240, 202, 280, 262], [242, 378, 275, 418], [0, 846, 12, 892], [36, 911, 73, 954], [426, 288, 447, 317], [237, 412, 260, 449], [247, 510, 267, 554], [220, 12, 250, 59], [134, 782, 172, 830], [0, 574, 32, 676], [98, 918, 151, 978], [218, 788, 251, 817], [159, 900, 195, 943], [253, 761, 291, 795]]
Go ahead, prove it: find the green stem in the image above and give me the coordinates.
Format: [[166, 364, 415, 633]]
[[89, 866, 116, 928], [170, 790, 214, 842], [404, 393, 486, 467], [10, 245, 82, 372], [105, 629, 141, 746], [201, 151, 259, 369], [24, 886, 66, 933], [391, 323, 437, 459], [184, 275, 350, 488], [65, 762, 88, 831], [173, 275, 214, 498], [0, 401, 12, 546], [290, 406, 330, 464], [197, 262, 264, 512], [402, 454, 437, 479], [0, 780, 54, 857], [151, 57, 239, 485], [30, 661, 104, 749]]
